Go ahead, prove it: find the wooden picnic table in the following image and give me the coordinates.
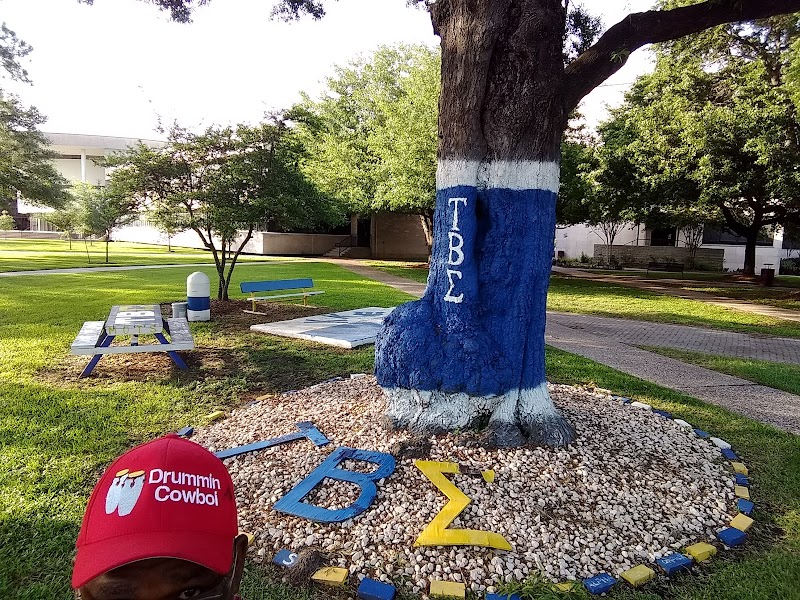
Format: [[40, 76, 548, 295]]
[[71, 304, 194, 378]]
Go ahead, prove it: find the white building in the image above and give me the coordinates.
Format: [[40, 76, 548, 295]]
[[18, 132, 164, 231]]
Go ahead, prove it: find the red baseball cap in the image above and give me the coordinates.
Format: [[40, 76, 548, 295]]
[[72, 434, 238, 589]]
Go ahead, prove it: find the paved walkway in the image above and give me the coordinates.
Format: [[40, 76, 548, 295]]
[[332, 259, 800, 435], [551, 266, 800, 323]]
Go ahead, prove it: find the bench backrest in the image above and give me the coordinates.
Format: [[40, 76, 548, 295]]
[[241, 278, 314, 294]]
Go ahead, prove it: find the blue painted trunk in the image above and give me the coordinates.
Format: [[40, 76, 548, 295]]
[[375, 176, 574, 446]]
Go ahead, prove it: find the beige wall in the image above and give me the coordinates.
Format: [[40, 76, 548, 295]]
[[371, 212, 429, 260], [261, 232, 344, 255], [593, 244, 725, 270]]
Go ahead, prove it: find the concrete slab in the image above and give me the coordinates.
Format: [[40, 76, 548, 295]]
[[250, 307, 395, 348]]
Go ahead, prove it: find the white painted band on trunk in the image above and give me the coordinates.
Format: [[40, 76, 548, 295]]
[[437, 159, 560, 193]]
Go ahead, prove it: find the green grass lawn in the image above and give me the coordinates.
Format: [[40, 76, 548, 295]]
[[0, 239, 281, 272], [562, 267, 800, 289], [1, 262, 799, 599], [640, 347, 800, 397]]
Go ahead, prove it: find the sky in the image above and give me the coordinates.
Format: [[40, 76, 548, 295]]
[[3, 0, 654, 141]]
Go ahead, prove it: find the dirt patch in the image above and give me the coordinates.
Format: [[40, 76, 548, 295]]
[[43, 300, 332, 385]]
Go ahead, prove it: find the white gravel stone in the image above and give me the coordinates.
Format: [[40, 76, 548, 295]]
[[192, 377, 735, 593]]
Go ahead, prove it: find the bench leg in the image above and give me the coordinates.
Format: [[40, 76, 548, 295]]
[[80, 333, 115, 378], [154, 332, 189, 370]]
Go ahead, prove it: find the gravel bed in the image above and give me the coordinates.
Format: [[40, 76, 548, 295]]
[[193, 376, 735, 596]]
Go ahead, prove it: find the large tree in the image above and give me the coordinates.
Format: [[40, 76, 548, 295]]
[[135, 0, 800, 447]]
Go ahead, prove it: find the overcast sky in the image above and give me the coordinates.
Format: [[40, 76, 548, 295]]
[[3, 0, 654, 140]]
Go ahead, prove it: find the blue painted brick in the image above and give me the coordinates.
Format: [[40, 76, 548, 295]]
[[656, 553, 693, 575], [721, 448, 738, 460], [176, 426, 194, 437], [584, 573, 616, 595], [737, 499, 755, 515], [486, 594, 521, 600], [272, 549, 299, 569], [735, 474, 750, 487], [718, 527, 747, 547], [694, 429, 711, 438], [620, 397, 632, 404], [357, 578, 396, 600], [653, 409, 673, 419]]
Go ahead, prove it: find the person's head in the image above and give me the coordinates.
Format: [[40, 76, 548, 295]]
[[73, 434, 248, 600]]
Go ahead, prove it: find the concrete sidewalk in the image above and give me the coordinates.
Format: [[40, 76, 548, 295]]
[[334, 259, 800, 435]]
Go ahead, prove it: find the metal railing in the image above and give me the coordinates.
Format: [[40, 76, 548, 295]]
[[333, 235, 358, 256]]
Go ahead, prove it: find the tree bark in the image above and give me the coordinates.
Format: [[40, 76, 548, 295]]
[[375, 0, 575, 447]]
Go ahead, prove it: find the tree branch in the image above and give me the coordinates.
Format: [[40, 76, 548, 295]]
[[563, 0, 800, 113]]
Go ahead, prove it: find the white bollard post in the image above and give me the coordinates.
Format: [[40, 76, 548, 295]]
[[186, 272, 211, 322]]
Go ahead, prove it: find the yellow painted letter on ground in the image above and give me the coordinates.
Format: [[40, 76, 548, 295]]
[[413, 460, 512, 550]]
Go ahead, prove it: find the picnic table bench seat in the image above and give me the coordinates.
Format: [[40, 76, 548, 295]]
[[70, 318, 194, 355], [646, 261, 685, 277], [241, 278, 324, 314]]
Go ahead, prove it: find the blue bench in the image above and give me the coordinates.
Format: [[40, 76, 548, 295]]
[[240, 278, 325, 314]]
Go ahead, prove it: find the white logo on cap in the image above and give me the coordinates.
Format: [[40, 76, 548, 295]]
[[105, 469, 146, 516]]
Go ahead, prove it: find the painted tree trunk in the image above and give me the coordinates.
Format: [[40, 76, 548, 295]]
[[375, 0, 575, 447]]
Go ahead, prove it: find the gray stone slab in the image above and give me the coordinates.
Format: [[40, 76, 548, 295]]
[[250, 307, 395, 349]]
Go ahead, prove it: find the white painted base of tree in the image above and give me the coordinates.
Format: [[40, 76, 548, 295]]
[[383, 382, 575, 447]]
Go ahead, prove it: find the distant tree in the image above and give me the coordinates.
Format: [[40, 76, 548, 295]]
[[109, 119, 338, 299], [0, 209, 14, 230], [0, 94, 68, 213], [71, 182, 136, 263], [44, 202, 82, 249], [148, 202, 189, 252], [0, 22, 32, 83]]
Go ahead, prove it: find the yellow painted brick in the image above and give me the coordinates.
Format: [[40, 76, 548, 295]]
[[553, 581, 579, 591], [730, 513, 754, 532], [686, 542, 717, 562], [429, 580, 466, 598], [239, 531, 255, 545], [621, 565, 655, 587], [482, 470, 496, 483], [311, 567, 348, 586], [731, 462, 749, 476], [735, 485, 751, 500], [204, 410, 225, 422]]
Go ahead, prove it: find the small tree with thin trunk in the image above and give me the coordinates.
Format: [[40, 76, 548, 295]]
[[72, 182, 136, 263], [44, 202, 82, 249], [109, 120, 337, 300]]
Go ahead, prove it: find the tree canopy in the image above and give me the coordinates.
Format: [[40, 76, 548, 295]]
[[293, 44, 439, 243]]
